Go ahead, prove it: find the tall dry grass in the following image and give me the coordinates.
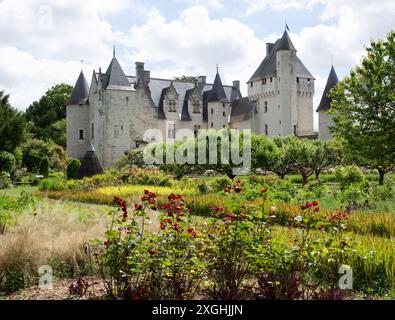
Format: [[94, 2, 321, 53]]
[[0, 200, 109, 294]]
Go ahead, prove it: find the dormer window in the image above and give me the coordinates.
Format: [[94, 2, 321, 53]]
[[168, 99, 177, 112], [192, 99, 200, 113]]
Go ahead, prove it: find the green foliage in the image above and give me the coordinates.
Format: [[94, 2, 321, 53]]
[[127, 167, 172, 187], [24, 84, 72, 147], [0, 91, 26, 154], [210, 177, 232, 192], [21, 139, 50, 172], [39, 157, 49, 178], [67, 159, 81, 180], [0, 151, 16, 174], [329, 31, 395, 184], [335, 166, 366, 191], [39, 177, 68, 192]]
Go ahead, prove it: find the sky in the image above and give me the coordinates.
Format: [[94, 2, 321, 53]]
[[0, 0, 394, 128]]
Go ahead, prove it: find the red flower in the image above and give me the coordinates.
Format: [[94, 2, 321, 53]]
[[224, 187, 231, 193], [314, 207, 320, 213], [103, 240, 109, 248], [148, 249, 157, 256], [160, 223, 166, 230], [134, 204, 143, 211], [312, 201, 319, 207], [187, 227, 197, 238], [168, 211, 174, 217], [234, 186, 243, 194], [261, 188, 268, 194]]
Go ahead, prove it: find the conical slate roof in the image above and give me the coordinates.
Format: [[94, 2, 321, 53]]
[[277, 30, 296, 51], [103, 56, 131, 89], [77, 144, 104, 179], [317, 66, 339, 112], [249, 30, 312, 83], [208, 72, 227, 102], [68, 71, 89, 105]]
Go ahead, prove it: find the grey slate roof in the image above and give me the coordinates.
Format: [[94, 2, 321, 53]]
[[248, 30, 314, 83], [68, 71, 89, 105], [207, 72, 228, 102], [102, 57, 131, 89], [230, 98, 257, 122], [317, 66, 339, 112]]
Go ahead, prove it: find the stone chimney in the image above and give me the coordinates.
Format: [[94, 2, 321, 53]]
[[143, 70, 151, 84], [135, 62, 145, 85], [233, 80, 240, 91], [266, 43, 274, 56], [198, 76, 206, 84]]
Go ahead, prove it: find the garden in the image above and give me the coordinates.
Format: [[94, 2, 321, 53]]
[[0, 31, 395, 301]]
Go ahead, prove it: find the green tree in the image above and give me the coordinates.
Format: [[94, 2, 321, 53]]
[[270, 137, 294, 179], [0, 151, 16, 173], [251, 134, 278, 172], [39, 157, 49, 178], [67, 159, 81, 180], [330, 31, 395, 185], [22, 139, 51, 172], [0, 91, 26, 153], [24, 84, 72, 147]]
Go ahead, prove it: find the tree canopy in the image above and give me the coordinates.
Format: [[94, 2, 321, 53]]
[[24, 83, 73, 147], [329, 31, 395, 184], [0, 91, 26, 154]]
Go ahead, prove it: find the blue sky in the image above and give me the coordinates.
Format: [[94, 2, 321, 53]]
[[0, 0, 394, 130]]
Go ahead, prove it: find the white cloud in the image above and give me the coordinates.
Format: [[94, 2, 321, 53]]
[[122, 6, 265, 93], [244, 0, 322, 15], [175, 0, 223, 10], [0, 0, 132, 109]]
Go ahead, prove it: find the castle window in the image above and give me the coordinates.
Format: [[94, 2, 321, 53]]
[[223, 125, 226, 128], [307, 79, 311, 85], [264, 101, 268, 113], [211, 108, 214, 115], [223, 103, 226, 108], [168, 99, 177, 112], [279, 77, 280, 82], [223, 111, 226, 117], [168, 124, 176, 139], [278, 105, 281, 109], [126, 97, 129, 105], [279, 120, 282, 125], [294, 125, 297, 136], [250, 82, 253, 88], [297, 77, 300, 83], [79, 129, 84, 141], [211, 122, 214, 128], [91, 123, 94, 139], [270, 77, 273, 83], [192, 99, 200, 113], [262, 78, 267, 85], [265, 125, 268, 136], [114, 127, 120, 139]]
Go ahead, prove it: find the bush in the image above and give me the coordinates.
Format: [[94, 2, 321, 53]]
[[39, 177, 68, 192], [210, 177, 232, 193], [0, 172, 12, 189], [39, 157, 49, 178], [335, 166, 365, 190], [0, 151, 16, 174], [196, 181, 209, 194], [67, 159, 81, 180], [127, 167, 173, 187]]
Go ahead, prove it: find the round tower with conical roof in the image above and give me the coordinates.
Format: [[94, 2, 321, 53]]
[[67, 70, 90, 161]]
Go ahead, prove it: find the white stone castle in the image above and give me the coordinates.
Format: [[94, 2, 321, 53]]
[[67, 29, 339, 167]]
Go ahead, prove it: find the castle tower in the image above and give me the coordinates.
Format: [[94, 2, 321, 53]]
[[317, 65, 339, 141], [248, 29, 315, 137], [67, 71, 90, 161], [207, 68, 229, 129]]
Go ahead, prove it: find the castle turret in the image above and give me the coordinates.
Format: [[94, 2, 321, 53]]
[[206, 69, 229, 129], [248, 28, 314, 137], [67, 71, 90, 161], [318, 66, 339, 141]]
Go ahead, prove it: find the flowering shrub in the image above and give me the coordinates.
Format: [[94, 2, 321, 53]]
[[126, 167, 173, 187]]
